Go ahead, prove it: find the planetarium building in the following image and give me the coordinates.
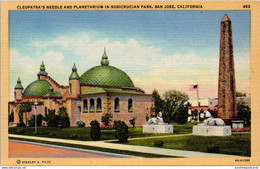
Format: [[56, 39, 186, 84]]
[[9, 50, 154, 127]]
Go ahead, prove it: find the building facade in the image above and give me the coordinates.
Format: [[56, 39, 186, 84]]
[[9, 50, 154, 127]]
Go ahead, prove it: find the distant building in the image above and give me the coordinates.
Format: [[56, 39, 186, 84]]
[[187, 97, 250, 122], [188, 98, 218, 122]]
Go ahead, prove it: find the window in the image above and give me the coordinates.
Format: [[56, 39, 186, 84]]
[[14, 91, 16, 100], [128, 98, 133, 112], [97, 98, 102, 111], [69, 83, 72, 94], [114, 97, 120, 112], [90, 99, 95, 112], [78, 105, 81, 120], [83, 99, 88, 112]]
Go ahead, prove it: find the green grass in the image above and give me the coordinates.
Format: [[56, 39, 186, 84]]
[[8, 122, 198, 141], [9, 122, 250, 157], [9, 137, 177, 158], [122, 133, 251, 156]]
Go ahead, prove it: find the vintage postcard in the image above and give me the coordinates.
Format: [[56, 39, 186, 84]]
[[1, 0, 260, 167]]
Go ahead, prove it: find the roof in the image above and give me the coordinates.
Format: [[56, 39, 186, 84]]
[[80, 51, 134, 87], [44, 91, 62, 97], [15, 77, 24, 89], [81, 87, 146, 95], [44, 86, 62, 98], [23, 80, 51, 96], [69, 63, 80, 79], [37, 61, 48, 76]]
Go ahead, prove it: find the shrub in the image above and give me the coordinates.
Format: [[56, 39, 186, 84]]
[[17, 122, 25, 127], [48, 132, 56, 137], [90, 120, 101, 141], [70, 134, 78, 139], [207, 144, 220, 153], [76, 120, 85, 127], [146, 114, 149, 121], [101, 113, 113, 125], [154, 140, 164, 147], [113, 120, 121, 130], [17, 128, 25, 134], [45, 109, 59, 127], [129, 117, 136, 127], [28, 114, 43, 127], [33, 131, 39, 135], [116, 121, 128, 142], [100, 124, 113, 130], [58, 107, 70, 128]]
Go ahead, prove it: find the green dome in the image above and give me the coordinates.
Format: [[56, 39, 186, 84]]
[[23, 80, 51, 96], [80, 65, 134, 87], [80, 50, 134, 87]]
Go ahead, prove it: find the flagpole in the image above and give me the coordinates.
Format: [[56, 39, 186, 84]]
[[197, 83, 199, 122], [197, 83, 199, 106]]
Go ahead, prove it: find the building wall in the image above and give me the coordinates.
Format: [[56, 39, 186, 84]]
[[81, 86, 97, 93], [69, 79, 80, 97], [76, 95, 106, 127], [208, 98, 218, 107], [27, 104, 45, 120], [110, 94, 153, 126], [72, 94, 153, 127], [189, 98, 209, 106], [15, 89, 23, 100]]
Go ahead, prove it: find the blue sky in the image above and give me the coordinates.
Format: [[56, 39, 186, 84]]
[[9, 10, 250, 100]]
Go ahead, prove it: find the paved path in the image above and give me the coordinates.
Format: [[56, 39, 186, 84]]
[[105, 133, 193, 142], [9, 134, 243, 158], [9, 139, 134, 158]]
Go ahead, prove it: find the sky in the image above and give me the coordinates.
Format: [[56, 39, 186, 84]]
[[9, 10, 250, 100]]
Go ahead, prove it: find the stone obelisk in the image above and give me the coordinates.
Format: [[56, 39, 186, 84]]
[[217, 14, 237, 124]]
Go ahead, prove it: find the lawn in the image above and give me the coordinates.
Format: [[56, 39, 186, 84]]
[[9, 122, 251, 157], [122, 133, 251, 156], [9, 122, 198, 141]]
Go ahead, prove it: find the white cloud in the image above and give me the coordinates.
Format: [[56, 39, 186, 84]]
[[10, 32, 249, 100]]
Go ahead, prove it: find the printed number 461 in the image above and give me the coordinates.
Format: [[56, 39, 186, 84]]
[[243, 5, 250, 8]]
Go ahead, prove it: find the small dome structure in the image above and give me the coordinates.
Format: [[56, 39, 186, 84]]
[[23, 80, 51, 96], [15, 77, 24, 89]]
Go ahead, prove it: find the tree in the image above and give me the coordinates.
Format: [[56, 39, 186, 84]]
[[28, 114, 43, 127], [19, 102, 32, 126], [101, 113, 113, 125], [8, 110, 14, 123], [208, 109, 218, 118], [237, 98, 251, 126], [173, 102, 190, 124], [58, 107, 70, 128], [161, 90, 189, 123], [236, 91, 247, 97], [152, 89, 163, 116], [44, 109, 59, 127], [18, 109, 25, 127]]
